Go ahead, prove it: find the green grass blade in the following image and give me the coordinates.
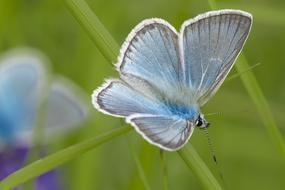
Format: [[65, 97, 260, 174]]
[[0, 127, 132, 190], [128, 140, 152, 190], [225, 62, 260, 82], [236, 55, 285, 158], [132, 154, 152, 190], [160, 150, 169, 190], [64, 0, 119, 63], [126, 143, 157, 190], [207, 0, 285, 160], [178, 145, 223, 190], [124, 119, 152, 190], [207, 0, 218, 10]]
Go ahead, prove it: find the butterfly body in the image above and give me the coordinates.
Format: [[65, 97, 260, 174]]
[[93, 10, 252, 151], [165, 102, 199, 120]]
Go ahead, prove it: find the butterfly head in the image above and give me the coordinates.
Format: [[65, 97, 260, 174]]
[[195, 114, 209, 129]]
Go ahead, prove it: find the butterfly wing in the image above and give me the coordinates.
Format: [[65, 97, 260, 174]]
[[180, 10, 252, 105], [92, 79, 169, 117], [127, 114, 194, 151], [0, 52, 45, 141], [117, 19, 183, 95], [44, 79, 88, 135]]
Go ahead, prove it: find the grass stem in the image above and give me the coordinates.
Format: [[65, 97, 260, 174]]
[[178, 145, 223, 190], [0, 127, 132, 190]]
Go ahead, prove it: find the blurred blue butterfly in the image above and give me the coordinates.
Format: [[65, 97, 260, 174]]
[[0, 49, 88, 147], [0, 49, 88, 189], [92, 10, 252, 151]]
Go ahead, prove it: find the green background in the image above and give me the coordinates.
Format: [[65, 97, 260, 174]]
[[0, 0, 284, 189]]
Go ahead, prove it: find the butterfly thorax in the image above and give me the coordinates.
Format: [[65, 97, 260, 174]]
[[163, 100, 198, 119], [162, 98, 209, 128]]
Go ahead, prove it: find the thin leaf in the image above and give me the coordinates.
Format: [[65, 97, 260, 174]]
[[0, 127, 132, 190], [236, 55, 285, 159], [126, 142, 157, 190], [160, 150, 169, 190], [128, 138, 152, 190], [207, 0, 218, 10], [178, 145, 223, 190], [225, 62, 260, 82], [64, 0, 119, 63]]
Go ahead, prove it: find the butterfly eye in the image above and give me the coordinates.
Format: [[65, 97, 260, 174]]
[[195, 117, 203, 127]]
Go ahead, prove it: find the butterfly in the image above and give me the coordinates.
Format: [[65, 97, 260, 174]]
[[92, 9, 252, 151], [0, 48, 88, 147], [0, 48, 89, 189]]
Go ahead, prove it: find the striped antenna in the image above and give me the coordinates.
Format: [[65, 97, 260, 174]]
[[202, 128, 227, 188]]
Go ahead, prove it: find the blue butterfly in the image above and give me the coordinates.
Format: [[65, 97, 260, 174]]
[[92, 10, 252, 151], [0, 48, 89, 189], [0, 48, 88, 147]]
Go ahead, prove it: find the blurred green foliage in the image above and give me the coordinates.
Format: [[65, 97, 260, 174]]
[[0, 0, 285, 189]]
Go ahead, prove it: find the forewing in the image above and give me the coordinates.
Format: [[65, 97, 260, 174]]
[[92, 79, 169, 117], [117, 19, 183, 95], [0, 52, 45, 141], [127, 114, 194, 151], [181, 10, 252, 105]]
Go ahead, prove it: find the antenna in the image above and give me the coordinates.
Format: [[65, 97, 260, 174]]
[[204, 112, 223, 117], [205, 109, 250, 117], [203, 127, 218, 164], [202, 128, 227, 188]]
